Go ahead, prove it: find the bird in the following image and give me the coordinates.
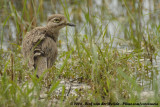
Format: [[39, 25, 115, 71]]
[[22, 14, 75, 77]]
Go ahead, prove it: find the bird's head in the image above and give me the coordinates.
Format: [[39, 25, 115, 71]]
[[46, 14, 75, 31]]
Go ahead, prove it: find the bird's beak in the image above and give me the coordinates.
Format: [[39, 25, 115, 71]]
[[66, 22, 76, 27]]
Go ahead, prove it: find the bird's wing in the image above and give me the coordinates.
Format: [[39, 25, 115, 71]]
[[22, 27, 47, 70]]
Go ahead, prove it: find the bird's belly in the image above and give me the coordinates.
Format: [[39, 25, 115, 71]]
[[41, 37, 58, 68]]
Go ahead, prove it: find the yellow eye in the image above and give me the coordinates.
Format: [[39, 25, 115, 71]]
[[53, 18, 60, 23]]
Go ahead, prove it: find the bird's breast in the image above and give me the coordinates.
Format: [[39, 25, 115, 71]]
[[41, 37, 58, 57]]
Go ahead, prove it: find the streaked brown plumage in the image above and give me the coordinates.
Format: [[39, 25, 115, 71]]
[[22, 14, 75, 77]]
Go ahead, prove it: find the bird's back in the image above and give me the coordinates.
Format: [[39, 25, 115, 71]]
[[22, 27, 57, 75], [22, 27, 46, 68]]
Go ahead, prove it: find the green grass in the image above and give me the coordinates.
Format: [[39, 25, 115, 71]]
[[0, 0, 160, 106]]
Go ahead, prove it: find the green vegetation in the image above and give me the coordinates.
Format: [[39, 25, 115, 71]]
[[0, 0, 160, 106]]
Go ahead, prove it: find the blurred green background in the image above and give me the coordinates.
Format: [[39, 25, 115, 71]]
[[0, 0, 160, 106]]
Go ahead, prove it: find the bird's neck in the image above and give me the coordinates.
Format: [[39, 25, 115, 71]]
[[45, 27, 59, 42]]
